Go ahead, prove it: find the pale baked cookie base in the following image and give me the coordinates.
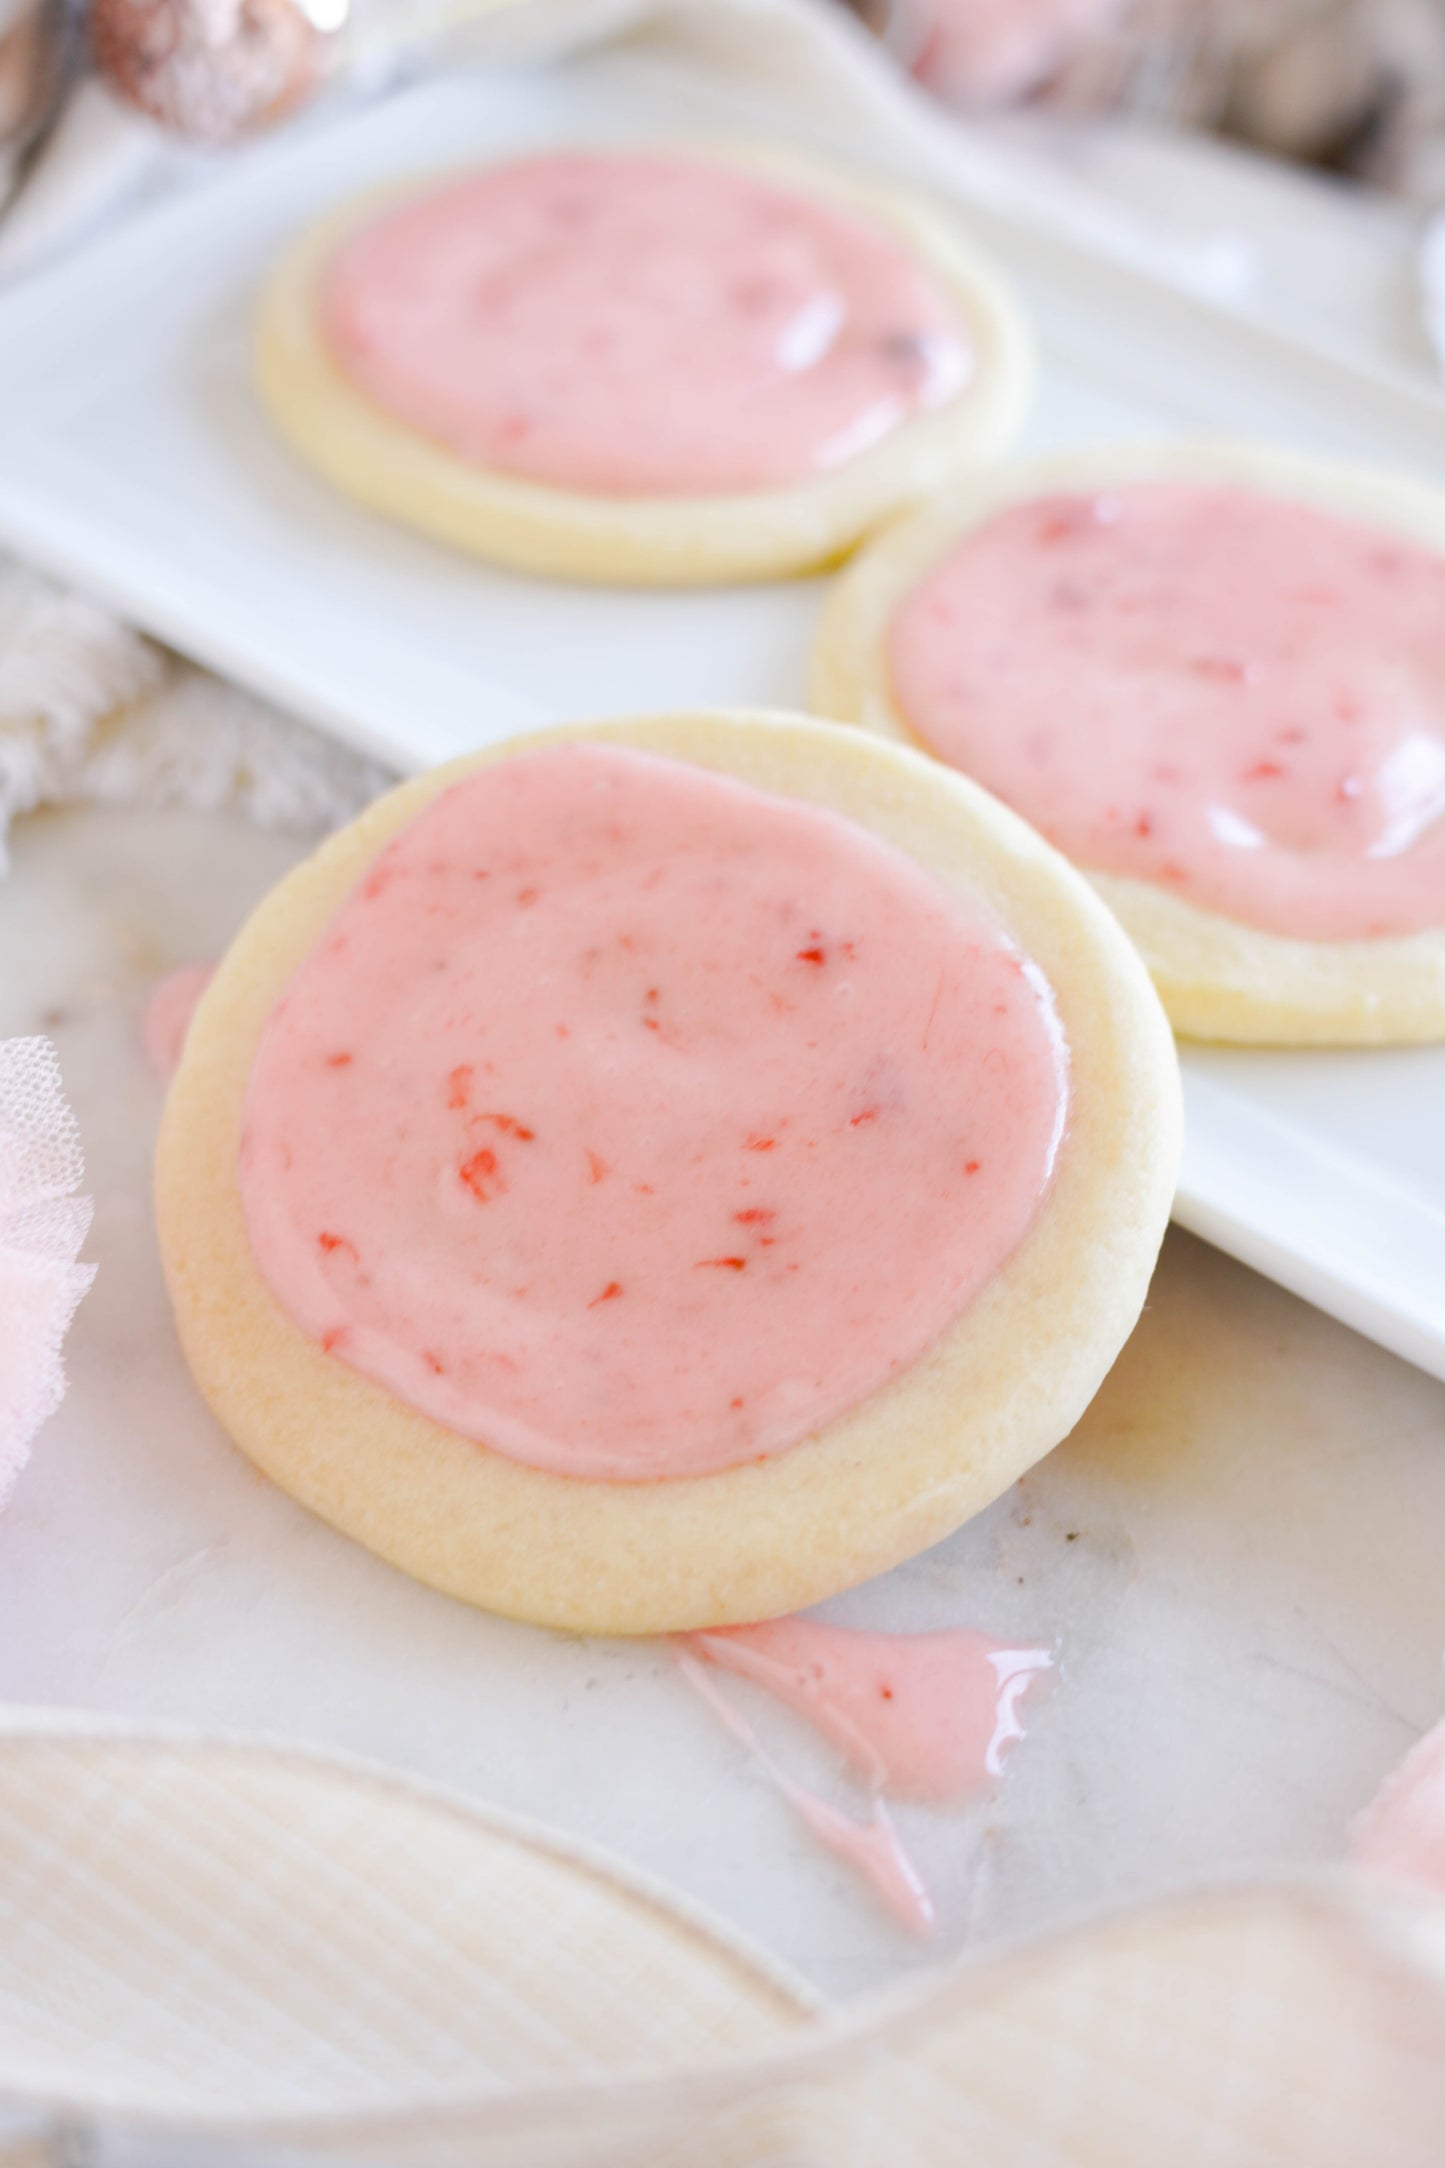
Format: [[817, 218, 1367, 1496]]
[[811, 440, 1445, 1046], [254, 144, 1033, 588], [156, 710, 1179, 1635]]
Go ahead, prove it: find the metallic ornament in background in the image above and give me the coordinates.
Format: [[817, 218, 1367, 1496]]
[[90, 0, 348, 143], [0, 0, 75, 172]]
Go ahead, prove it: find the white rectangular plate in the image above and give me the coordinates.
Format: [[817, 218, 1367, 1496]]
[[0, 55, 1441, 1376]]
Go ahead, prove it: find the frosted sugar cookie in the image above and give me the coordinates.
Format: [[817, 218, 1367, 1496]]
[[255, 146, 1031, 585], [156, 711, 1178, 1633], [812, 442, 1445, 1044]]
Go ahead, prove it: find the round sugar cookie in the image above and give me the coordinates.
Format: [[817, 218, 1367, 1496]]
[[811, 440, 1445, 1046], [156, 710, 1179, 1634], [254, 144, 1032, 587]]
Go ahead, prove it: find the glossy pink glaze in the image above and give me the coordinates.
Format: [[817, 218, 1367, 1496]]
[[780, 1790, 936, 1939], [145, 964, 215, 1081], [1351, 1716, 1445, 1895], [676, 1651, 936, 1937], [686, 1616, 1053, 1800], [238, 744, 1067, 1481], [887, 483, 1445, 940], [320, 152, 971, 497]]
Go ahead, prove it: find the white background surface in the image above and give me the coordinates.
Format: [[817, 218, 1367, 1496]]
[[1, 53, 1444, 2004]]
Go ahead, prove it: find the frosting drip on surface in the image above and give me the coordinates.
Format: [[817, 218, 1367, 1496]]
[[686, 1616, 1053, 1799], [320, 152, 972, 497], [678, 1615, 1053, 1935], [887, 482, 1445, 940], [1352, 1716, 1445, 1895], [145, 964, 215, 1082], [239, 743, 1067, 1481], [676, 1650, 937, 1938]]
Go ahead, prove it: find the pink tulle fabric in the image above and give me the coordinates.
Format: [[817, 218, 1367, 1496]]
[[0, 1038, 95, 1507]]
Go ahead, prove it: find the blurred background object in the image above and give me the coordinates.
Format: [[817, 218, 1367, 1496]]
[[0, 0, 1443, 360], [0, 0, 72, 185], [852, 0, 1445, 368], [851, 0, 1445, 201], [88, 0, 344, 143], [27, 0, 1445, 196]]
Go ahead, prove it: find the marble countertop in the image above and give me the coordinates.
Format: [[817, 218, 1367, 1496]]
[[2, 797, 1443, 2001]]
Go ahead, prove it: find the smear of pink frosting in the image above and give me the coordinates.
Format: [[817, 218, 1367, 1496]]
[[1352, 1716, 1445, 1895], [144, 965, 215, 1082]]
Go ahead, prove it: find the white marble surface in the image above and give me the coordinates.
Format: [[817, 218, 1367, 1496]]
[[2, 799, 1444, 2002]]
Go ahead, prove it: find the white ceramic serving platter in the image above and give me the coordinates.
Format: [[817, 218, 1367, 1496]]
[[0, 53, 1440, 1379]]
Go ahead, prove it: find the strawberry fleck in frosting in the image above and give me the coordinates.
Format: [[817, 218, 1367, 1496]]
[[319, 151, 972, 497], [886, 483, 1445, 941], [238, 744, 1068, 1481], [144, 965, 215, 1082]]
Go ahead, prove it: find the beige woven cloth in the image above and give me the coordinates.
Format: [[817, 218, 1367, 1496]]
[[0, 1714, 1443, 2167]]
